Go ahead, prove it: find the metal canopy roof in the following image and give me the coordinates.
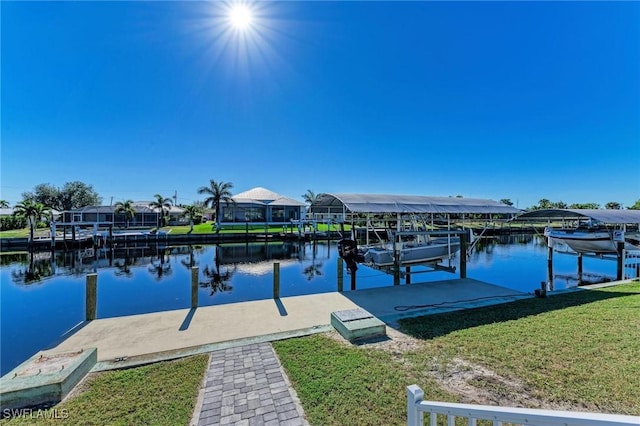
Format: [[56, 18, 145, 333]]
[[312, 193, 521, 214], [515, 209, 640, 224]]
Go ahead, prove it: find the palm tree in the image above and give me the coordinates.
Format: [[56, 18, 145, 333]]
[[114, 199, 136, 228], [197, 180, 235, 231], [302, 189, 318, 205], [149, 194, 172, 228], [182, 204, 202, 233], [0, 200, 9, 208], [14, 200, 51, 246]]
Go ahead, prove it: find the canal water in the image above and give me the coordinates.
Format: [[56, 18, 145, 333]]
[[0, 235, 629, 376]]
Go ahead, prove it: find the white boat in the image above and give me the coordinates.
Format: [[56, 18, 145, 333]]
[[361, 235, 460, 267], [545, 225, 638, 254]]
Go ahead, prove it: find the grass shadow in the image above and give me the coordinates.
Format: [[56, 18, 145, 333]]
[[400, 283, 640, 340]]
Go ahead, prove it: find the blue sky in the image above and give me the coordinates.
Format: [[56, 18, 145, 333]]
[[2, 1, 639, 209]]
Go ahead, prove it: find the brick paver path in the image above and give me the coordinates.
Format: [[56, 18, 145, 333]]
[[197, 343, 308, 426]]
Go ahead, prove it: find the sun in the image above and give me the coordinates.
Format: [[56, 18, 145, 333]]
[[229, 5, 253, 30]]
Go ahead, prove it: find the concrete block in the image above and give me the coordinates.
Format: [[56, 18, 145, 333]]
[[0, 348, 97, 410], [331, 309, 386, 342]]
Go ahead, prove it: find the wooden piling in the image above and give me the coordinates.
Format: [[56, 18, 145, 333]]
[[191, 266, 199, 309], [337, 258, 344, 292], [547, 244, 554, 288], [86, 274, 97, 321], [460, 232, 467, 279], [616, 241, 624, 281], [405, 266, 411, 284], [273, 262, 280, 299], [577, 253, 583, 283], [350, 267, 356, 291]]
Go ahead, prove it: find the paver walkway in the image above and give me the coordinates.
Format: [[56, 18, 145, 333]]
[[197, 343, 308, 426]]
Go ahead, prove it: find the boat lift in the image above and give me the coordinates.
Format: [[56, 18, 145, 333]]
[[515, 209, 640, 287]]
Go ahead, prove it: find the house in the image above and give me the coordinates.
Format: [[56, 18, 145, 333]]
[[62, 203, 184, 228], [221, 187, 305, 224]]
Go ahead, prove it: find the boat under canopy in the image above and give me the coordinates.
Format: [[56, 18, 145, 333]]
[[514, 209, 640, 224], [314, 193, 519, 270], [517, 209, 640, 254]]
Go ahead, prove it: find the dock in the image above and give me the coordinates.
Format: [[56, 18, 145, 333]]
[[41, 279, 529, 371]]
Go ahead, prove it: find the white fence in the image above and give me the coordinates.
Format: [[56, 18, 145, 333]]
[[407, 385, 640, 426]]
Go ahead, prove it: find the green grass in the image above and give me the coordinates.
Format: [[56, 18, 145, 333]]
[[273, 335, 457, 426], [274, 282, 640, 425], [0, 228, 29, 238], [400, 281, 640, 415], [163, 222, 350, 235], [1, 355, 208, 426]]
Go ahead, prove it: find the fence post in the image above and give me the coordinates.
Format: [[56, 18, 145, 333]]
[[86, 273, 97, 321], [337, 258, 344, 292], [191, 266, 199, 308], [407, 385, 424, 426], [273, 262, 280, 299]]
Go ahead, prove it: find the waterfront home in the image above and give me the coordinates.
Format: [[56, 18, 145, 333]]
[[221, 187, 305, 224], [62, 204, 185, 228]]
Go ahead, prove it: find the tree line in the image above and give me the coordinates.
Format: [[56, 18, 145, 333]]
[[2, 181, 639, 234]]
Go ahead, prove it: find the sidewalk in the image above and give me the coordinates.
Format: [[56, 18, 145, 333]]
[[194, 343, 308, 426]]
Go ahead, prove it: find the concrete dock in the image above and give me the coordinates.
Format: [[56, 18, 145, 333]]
[[41, 278, 528, 371]]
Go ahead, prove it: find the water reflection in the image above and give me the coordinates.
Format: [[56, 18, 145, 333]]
[[10, 251, 55, 284], [200, 246, 235, 297]]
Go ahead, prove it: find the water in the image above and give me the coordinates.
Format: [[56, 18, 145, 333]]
[[0, 235, 631, 376]]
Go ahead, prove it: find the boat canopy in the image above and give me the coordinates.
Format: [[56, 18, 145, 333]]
[[311, 193, 521, 215], [515, 209, 640, 224]]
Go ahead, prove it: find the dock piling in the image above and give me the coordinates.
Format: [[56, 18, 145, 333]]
[[191, 266, 199, 309], [337, 258, 344, 292], [86, 274, 97, 321], [460, 232, 467, 279], [616, 242, 624, 281], [273, 262, 280, 299]]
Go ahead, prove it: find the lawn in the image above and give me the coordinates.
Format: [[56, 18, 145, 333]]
[[1, 355, 208, 426], [275, 281, 640, 425], [162, 221, 349, 235], [0, 229, 29, 238], [400, 280, 640, 416]]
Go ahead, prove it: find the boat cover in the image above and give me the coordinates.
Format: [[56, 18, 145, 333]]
[[515, 209, 640, 224], [312, 193, 521, 214]]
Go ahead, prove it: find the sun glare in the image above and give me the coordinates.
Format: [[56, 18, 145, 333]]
[[229, 5, 253, 30]]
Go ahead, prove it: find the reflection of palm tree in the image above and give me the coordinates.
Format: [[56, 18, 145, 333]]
[[199, 245, 235, 296], [303, 241, 323, 280], [114, 253, 135, 278], [148, 248, 172, 281], [11, 251, 54, 284], [180, 245, 206, 269], [303, 262, 323, 280]]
